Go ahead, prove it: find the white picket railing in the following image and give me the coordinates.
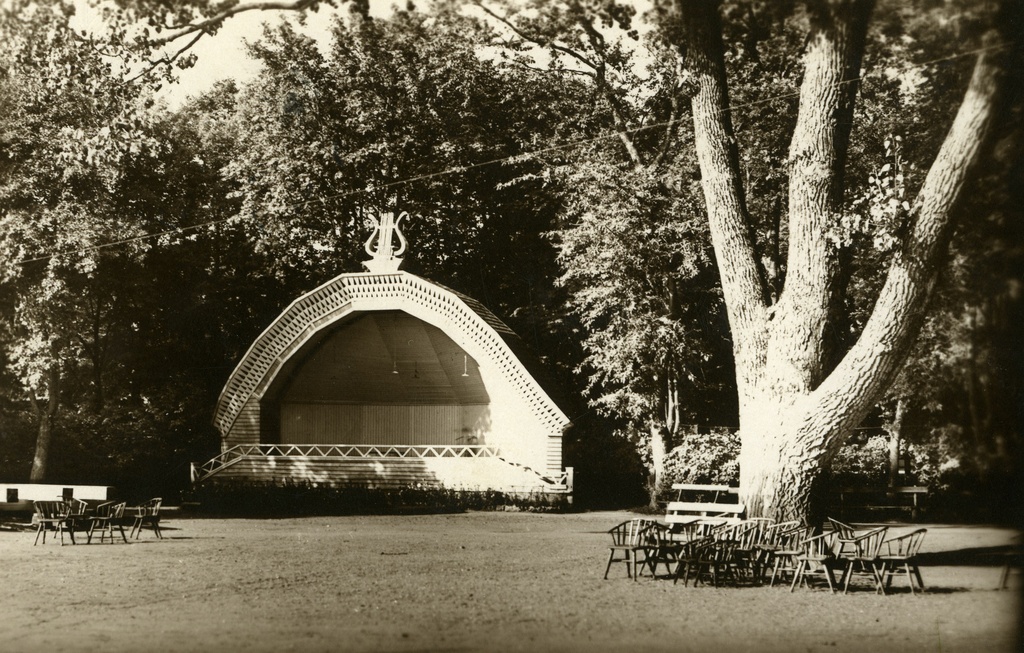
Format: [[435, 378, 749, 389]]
[[189, 443, 572, 493], [190, 443, 501, 483]]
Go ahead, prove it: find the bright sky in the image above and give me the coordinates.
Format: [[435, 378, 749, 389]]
[[68, 1, 652, 109], [71, 1, 399, 108], [158, 9, 331, 107]]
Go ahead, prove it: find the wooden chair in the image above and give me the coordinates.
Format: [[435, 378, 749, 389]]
[[997, 535, 1020, 591], [64, 498, 89, 516], [705, 522, 746, 587], [603, 518, 656, 581], [828, 517, 859, 556], [663, 520, 706, 583], [64, 498, 90, 537], [33, 500, 73, 545], [722, 521, 756, 586], [676, 519, 722, 542], [758, 520, 801, 560], [769, 524, 810, 587], [879, 528, 927, 594], [838, 526, 889, 594], [791, 531, 842, 593], [130, 498, 163, 539], [677, 521, 745, 588], [672, 536, 717, 586], [88, 501, 128, 544], [729, 520, 765, 584], [997, 558, 1018, 590], [739, 517, 796, 583], [642, 522, 685, 579], [87, 501, 113, 542]]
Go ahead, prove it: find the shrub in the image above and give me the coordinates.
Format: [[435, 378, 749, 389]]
[[659, 427, 740, 499], [830, 434, 892, 488], [189, 481, 572, 517]]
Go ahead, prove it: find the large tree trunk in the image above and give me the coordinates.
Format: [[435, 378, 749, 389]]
[[675, 0, 1013, 524], [742, 33, 1008, 522], [675, 0, 769, 410], [738, 0, 873, 523]]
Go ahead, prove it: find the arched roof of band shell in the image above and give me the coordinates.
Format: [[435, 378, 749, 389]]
[[214, 271, 572, 438]]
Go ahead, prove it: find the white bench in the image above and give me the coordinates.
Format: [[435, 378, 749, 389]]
[[0, 484, 115, 513], [664, 484, 745, 526]]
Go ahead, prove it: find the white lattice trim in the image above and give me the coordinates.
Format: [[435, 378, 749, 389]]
[[215, 272, 568, 438]]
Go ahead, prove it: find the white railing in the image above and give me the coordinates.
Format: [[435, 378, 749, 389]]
[[190, 443, 502, 483], [190, 444, 573, 493], [551, 467, 574, 492]]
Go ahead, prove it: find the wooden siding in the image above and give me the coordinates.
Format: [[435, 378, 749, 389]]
[[545, 434, 563, 477], [280, 403, 359, 444], [278, 312, 490, 406], [279, 403, 489, 446], [223, 399, 261, 450]]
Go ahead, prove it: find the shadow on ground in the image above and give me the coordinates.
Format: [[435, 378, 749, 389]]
[[919, 545, 1022, 567]]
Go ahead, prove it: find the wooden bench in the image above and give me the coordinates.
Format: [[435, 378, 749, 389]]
[[836, 486, 929, 519], [664, 484, 745, 526]]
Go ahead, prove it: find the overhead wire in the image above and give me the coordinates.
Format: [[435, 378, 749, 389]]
[[11, 39, 1012, 267]]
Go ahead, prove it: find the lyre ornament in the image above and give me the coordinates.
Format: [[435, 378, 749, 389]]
[[363, 210, 408, 273]]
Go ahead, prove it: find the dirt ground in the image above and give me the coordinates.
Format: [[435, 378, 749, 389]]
[[0, 510, 1019, 653]]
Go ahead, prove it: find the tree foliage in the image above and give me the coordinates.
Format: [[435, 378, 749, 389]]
[[223, 6, 592, 337], [0, 0, 160, 480], [0, 1, 271, 487], [0, 0, 1017, 517], [473, 1, 739, 501], [554, 162, 732, 454]]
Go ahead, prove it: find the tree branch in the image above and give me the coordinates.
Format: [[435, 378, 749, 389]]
[[675, 0, 769, 388], [651, 93, 681, 167], [575, 13, 644, 167], [147, 0, 328, 47], [472, 2, 600, 71], [808, 28, 1016, 452], [767, 0, 873, 393], [474, 1, 643, 165], [125, 30, 205, 84]]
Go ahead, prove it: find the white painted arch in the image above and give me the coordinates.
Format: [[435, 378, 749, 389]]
[[215, 272, 570, 476]]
